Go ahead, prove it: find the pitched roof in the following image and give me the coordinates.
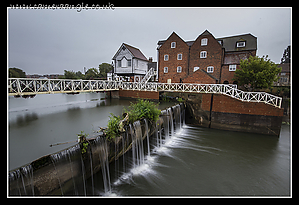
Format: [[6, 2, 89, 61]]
[[216, 33, 257, 52], [157, 31, 257, 52], [112, 43, 148, 61]]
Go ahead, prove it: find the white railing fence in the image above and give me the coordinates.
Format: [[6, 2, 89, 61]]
[[8, 78, 282, 108]]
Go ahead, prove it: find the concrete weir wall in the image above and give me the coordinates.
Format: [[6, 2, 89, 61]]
[[185, 93, 284, 136], [8, 111, 165, 196]]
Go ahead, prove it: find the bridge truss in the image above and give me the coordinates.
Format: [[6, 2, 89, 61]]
[[8, 78, 282, 108]]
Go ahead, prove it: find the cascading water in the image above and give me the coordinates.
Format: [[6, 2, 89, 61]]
[[9, 103, 185, 196], [9, 164, 35, 196]]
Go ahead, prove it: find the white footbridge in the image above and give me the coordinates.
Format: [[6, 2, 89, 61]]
[[8, 78, 282, 108]]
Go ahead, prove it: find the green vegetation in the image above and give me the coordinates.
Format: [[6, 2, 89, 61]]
[[104, 99, 161, 141], [105, 113, 122, 141], [124, 99, 161, 124], [60, 63, 113, 80], [77, 131, 89, 154], [233, 55, 281, 91], [9, 67, 26, 78]]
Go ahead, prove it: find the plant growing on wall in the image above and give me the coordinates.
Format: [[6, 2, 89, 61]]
[[124, 99, 161, 124], [78, 131, 89, 154], [104, 99, 161, 141], [105, 113, 122, 141]]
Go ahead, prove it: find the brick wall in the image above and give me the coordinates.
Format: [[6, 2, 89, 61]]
[[201, 93, 283, 117], [158, 32, 189, 83], [220, 50, 256, 84], [188, 32, 223, 82], [119, 89, 159, 100], [186, 93, 283, 136]]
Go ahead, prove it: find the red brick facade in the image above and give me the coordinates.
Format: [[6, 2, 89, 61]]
[[119, 89, 159, 100], [157, 30, 257, 85], [201, 93, 283, 117], [188, 30, 223, 82], [158, 32, 189, 83]]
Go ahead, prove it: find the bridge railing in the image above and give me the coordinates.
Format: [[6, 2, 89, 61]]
[[8, 78, 120, 96], [155, 83, 282, 108], [8, 78, 282, 108]]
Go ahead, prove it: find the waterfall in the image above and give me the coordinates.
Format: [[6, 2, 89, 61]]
[[93, 137, 111, 194], [9, 164, 34, 196], [9, 103, 186, 196], [144, 119, 150, 157]]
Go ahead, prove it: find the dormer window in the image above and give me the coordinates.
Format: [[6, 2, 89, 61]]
[[237, 41, 246, 47], [171, 42, 176, 48]]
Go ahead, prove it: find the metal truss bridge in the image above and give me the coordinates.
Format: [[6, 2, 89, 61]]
[[8, 78, 282, 108]]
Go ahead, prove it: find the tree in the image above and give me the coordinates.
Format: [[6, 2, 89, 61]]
[[75, 71, 84, 79], [281, 45, 291, 64], [9, 67, 26, 78], [98, 63, 113, 79], [63, 70, 78, 79], [233, 55, 281, 91], [85, 68, 100, 80]]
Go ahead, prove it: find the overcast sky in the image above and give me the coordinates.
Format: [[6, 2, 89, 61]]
[[8, 7, 291, 75]]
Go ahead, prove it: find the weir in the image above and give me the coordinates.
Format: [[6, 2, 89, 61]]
[[8, 103, 185, 196]]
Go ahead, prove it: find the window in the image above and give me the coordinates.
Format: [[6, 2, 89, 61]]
[[237, 41, 246, 47], [207, 66, 214, 73], [194, 67, 200, 72], [121, 58, 127, 67], [164, 54, 169, 61], [201, 38, 208, 46], [117, 60, 121, 67], [177, 66, 182, 73], [229, 64, 236, 71], [200, 51, 207, 58], [177, 53, 182, 60], [171, 42, 176, 48], [164, 67, 168, 73], [127, 59, 131, 67]]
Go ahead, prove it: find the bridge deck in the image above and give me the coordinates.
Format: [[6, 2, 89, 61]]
[[8, 78, 282, 108]]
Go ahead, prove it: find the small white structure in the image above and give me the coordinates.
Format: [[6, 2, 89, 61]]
[[111, 43, 149, 82]]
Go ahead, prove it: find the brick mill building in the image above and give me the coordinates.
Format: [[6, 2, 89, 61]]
[[157, 30, 257, 84]]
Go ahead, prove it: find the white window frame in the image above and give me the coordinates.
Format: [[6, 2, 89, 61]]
[[177, 66, 182, 73], [200, 51, 207, 58], [201, 38, 208, 46], [207, 66, 214, 73], [177, 53, 182, 60], [171, 42, 176, 48], [121, 57, 127, 67], [164, 67, 168, 73], [164, 54, 169, 61], [237, 42, 246, 47], [229, 64, 236, 71], [127, 59, 131, 67]]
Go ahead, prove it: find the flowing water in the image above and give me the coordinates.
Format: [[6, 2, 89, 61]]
[[8, 93, 290, 196]]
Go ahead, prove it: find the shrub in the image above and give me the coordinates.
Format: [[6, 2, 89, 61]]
[[105, 113, 121, 141], [104, 99, 161, 140], [125, 99, 161, 124]]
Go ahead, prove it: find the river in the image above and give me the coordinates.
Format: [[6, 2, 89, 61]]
[[8, 93, 290, 196]]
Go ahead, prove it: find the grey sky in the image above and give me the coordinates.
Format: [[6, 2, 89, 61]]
[[8, 7, 291, 75]]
